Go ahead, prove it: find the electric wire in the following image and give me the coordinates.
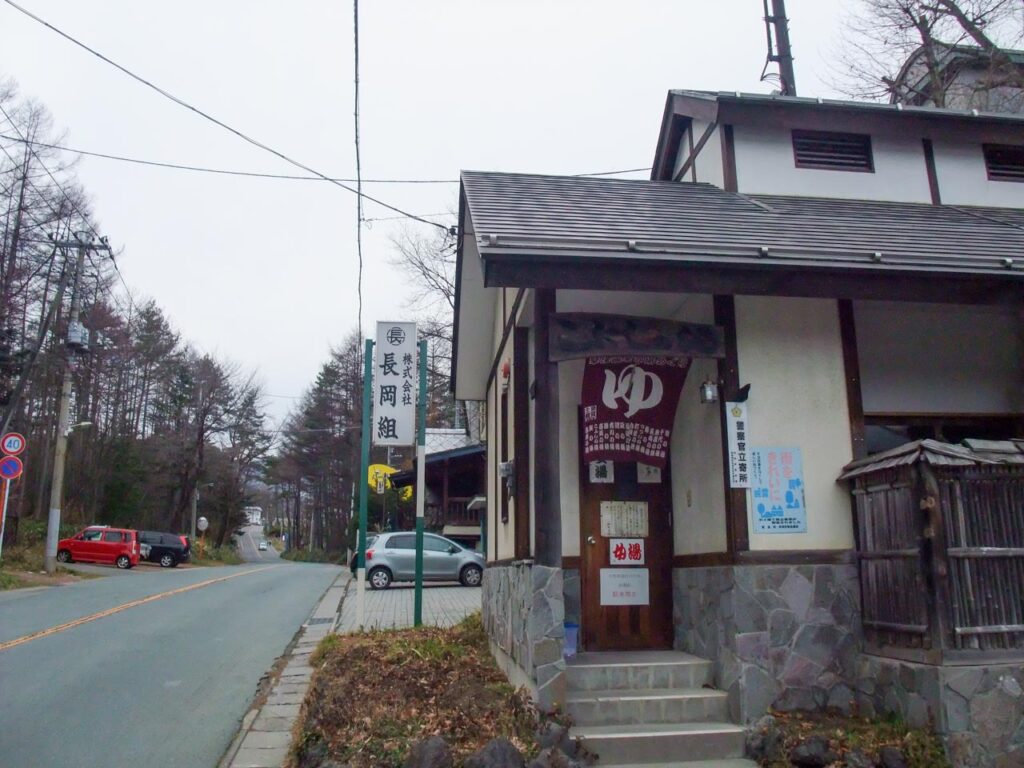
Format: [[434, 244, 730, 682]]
[[0, 0, 449, 231]]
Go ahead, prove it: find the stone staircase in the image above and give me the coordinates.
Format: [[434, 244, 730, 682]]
[[564, 651, 756, 768]]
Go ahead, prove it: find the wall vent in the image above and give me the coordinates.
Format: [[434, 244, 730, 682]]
[[792, 130, 874, 172], [983, 144, 1024, 182]]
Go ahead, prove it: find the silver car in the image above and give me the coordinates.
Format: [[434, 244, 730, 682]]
[[358, 531, 485, 590]]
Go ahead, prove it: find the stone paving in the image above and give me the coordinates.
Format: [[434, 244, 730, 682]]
[[335, 580, 482, 632]]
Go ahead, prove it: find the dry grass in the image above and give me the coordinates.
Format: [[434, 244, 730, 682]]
[[294, 613, 541, 768], [764, 710, 950, 768]]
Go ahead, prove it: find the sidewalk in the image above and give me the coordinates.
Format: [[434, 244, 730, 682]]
[[221, 577, 481, 768]]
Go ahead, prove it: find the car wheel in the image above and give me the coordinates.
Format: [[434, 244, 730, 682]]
[[368, 567, 392, 590], [56, 549, 72, 563], [460, 564, 483, 587], [116, 555, 131, 569], [159, 553, 176, 568]]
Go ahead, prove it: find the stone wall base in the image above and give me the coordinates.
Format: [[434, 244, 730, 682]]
[[674, 563, 861, 724], [482, 562, 566, 711], [858, 654, 1024, 768]]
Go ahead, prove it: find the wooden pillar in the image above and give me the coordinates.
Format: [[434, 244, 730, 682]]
[[533, 289, 562, 567], [714, 295, 749, 555], [514, 327, 532, 560]]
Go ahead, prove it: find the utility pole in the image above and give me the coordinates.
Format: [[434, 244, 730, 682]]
[[44, 234, 107, 574], [765, 0, 798, 96], [190, 383, 203, 543]]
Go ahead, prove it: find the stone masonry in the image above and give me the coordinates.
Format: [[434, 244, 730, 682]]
[[482, 562, 566, 710], [857, 655, 1024, 767], [673, 563, 861, 724]]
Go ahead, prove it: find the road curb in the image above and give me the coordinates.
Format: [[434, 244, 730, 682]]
[[218, 569, 350, 768]]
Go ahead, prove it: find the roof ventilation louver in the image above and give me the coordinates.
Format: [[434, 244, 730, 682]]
[[792, 130, 874, 172], [984, 144, 1024, 182]]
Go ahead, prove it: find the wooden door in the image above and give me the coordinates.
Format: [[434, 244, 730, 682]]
[[579, 445, 674, 651]]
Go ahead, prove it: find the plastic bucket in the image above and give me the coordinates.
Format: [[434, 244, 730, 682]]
[[563, 622, 579, 658]]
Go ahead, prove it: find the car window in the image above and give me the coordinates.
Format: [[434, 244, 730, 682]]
[[365, 535, 378, 549], [423, 537, 453, 553], [387, 535, 415, 550], [102, 531, 124, 542], [82, 529, 104, 541]]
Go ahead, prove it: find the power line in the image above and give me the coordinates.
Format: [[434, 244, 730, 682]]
[[0, 133, 459, 183], [1, 0, 449, 231]]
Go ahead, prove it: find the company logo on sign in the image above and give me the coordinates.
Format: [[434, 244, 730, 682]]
[[602, 365, 663, 418]]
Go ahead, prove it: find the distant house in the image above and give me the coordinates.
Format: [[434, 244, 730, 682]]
[[390, 427, 485, 548], [453, 89, 1024, 765], [891, 41, 1024, 114]]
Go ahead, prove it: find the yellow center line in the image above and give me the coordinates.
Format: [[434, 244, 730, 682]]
[[0, 567, 268, 653]]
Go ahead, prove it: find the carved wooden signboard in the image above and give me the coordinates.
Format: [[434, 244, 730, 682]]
[[549, 313, 725, 362]]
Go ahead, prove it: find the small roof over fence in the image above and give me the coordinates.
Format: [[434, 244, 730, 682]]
[[838, 438, 1024, 481]]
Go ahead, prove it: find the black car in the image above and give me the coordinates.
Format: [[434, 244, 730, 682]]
[[138, 530, 191, 567]]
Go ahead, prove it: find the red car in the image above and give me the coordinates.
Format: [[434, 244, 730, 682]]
[[56, 526, 140, 569]]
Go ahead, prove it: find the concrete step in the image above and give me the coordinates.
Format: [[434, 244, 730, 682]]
[[566, 651, 714, 691], [600, 761, 758, 768], [571, 722, 746, 764], [566, 687, 729, 726]]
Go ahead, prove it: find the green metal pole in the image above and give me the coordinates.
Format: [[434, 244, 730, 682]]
[[413, 338, 427, 626], [356, 338, 374, 628]]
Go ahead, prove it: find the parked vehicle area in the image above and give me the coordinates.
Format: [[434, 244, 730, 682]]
[[56, 527, 141, 569], [138, 531, 191, 567], [348, 531, 485, 589]]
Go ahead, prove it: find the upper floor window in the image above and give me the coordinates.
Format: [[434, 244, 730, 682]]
[[983, 144, 1024, 182], [792, 130, 874, 173]]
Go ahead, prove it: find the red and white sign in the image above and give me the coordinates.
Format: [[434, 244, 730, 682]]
[[581, 356, 690, 468], [609, 538, 645, 565], [0, 455, 23, 480], [1, 432, 26, 456]]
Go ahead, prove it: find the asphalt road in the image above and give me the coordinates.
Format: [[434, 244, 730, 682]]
[[0, 558, 340, 768], [235, 523, 280, 563]]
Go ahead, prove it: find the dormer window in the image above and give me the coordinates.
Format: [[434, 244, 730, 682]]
[[983, 144, 1024, 182], [792, 130, 874, 172]]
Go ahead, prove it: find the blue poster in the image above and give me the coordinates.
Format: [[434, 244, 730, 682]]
[[750, 447, 806, 533]]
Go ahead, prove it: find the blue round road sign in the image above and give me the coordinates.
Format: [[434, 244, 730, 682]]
[[0, 455, 22, 480]]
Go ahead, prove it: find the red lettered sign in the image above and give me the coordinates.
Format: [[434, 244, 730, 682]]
[[581, 356, 690, 468]]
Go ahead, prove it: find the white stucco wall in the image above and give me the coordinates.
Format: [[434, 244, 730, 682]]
[[735, 296, 855, 551], [558, 358, 584, 558], [671, 354, 728, 555], [672, 119, 724, 187], [855, 301, 1024, 414], [487, 287, 519, 562], [731, 125, 933, 203], [931, 140, 1024, 208]]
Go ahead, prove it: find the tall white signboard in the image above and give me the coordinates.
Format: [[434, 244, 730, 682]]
[[373, 321, 417, 446]]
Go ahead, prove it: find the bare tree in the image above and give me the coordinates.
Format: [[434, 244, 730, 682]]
[[833, 0, 1024, 109]]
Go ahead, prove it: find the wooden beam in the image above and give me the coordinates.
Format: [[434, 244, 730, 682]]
[[838, 300, 866, 460], [721, 124, 738, 192], [484, 258, 1024, 307], [922, 139, 942, 205], [714, 295, 748, 554], [513, 327, 531, 560], [673, 122, 718, 182], [533, 289, 561, 567]]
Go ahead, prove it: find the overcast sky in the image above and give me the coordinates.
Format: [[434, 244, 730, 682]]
[[1, 0, 850, 426]]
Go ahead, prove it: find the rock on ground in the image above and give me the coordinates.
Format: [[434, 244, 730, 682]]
[[463, 738, 525, 768], [404, 736, 453, 768]]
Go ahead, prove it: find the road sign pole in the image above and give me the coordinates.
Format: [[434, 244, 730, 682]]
[[413, 339, 427, 627], [0, 480, 10, 561], [356, 338, 374, 629]]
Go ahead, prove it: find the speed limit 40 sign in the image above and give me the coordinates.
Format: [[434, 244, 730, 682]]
[[1, 433, 26, 456]]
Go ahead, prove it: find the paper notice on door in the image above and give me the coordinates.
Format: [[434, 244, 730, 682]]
[[599, 501, 649, 537], [600, 568, 650, 606]]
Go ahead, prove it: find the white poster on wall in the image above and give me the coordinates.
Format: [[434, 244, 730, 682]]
[[725, 401, 751, 488], [373, 321, 417, 446], [600, 568, 650, 606]]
